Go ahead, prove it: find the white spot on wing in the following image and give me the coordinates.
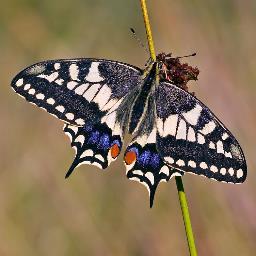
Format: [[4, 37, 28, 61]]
[[210, 165, 218, 173], [67, 81, 78, 90], [220, 168, 226, 175], [81, 149, 93, 158], [75, 118, 85, 125], [102, 98, 118, 111], [160, 166, 170, 176], [236, 169, 243, 178], [28, 88, 36, 95], [182, 104, 202, 126], [54, 63, 60, 70], [187, 127, 196, 142], [163, 114, 178, 137], [164, 156, 175, 164], [93, 84, 112, 109], [56, 105, 65, 113], [36, 93, 45, 100], [147, 128, 156, 143], [133, 170, 144, 176], [222, 133, 229, 140], [24, 84, 31, 90], [69, 64, 79, 81], [83, 84, 101, 102], [75, 135, 85, 144], [102, 111, 116, 129], [176, 119, 187, 140], [16, 79, 24, 87], [38, 72, 58, 82], [95, 154, 105, 162], [228, 167, 234, 176], [176, 159, 185, 166], [209, 142, 215, 149], [188, 160, 196, 168], [66, 113, 74, 120], [199, 121, 216, 135], [145, 172, 154, 185], [197, 133, 205, 144], [55, 78, 64, 85], [200, 162, 208, 169], [47, 98, 55, 105], [75, 83, 89, 95], [85, 62, 104, 82], [217, 141, 224, 154]]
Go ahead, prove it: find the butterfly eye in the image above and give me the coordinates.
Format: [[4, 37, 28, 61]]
[[110, 143, 120, 159], [124, 150, 137, 165]]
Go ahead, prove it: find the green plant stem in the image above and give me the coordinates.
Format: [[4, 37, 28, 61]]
[[139, 1, 198, 255]]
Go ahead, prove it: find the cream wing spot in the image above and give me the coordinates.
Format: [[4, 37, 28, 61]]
[[133, 170, 144, 176], [24, 84, 31, 90], [54, 63, 60, 70], [95, 154, 105, 162], [228, 168, 234, 176], [199, 121, 216, 135], [209, 142, 215, 149], [176, 119, 187, 140], [182, 104, 202, 126], [69, 64, 79, 81], [163, 114, 178, 137], [36, 93, 45, 100], [81, 149, 93, 158], [85, 62, 104, 82], [159, 166, 170, 176], [67, 81, 78, 90], [200, 162, 208, 169], [93, 84, 112, 109], [65, 113, 74, 120], [56, 105, 65, 113], [75, 135, 85, 144], [16, 79, 24, 87], [197, 133, 205, 144], [145, 172, 154, 185], [222, 133, 229, 140], [217, 141, 224, 154], [164, 156, 175, 164], [47, 98, 55, 105], [210, 165, 218, 173], [75, 83, 89, 95], [176, 159, 185, 167], [187, 127, 196, 142], [75, 118, 85, 125], [220, 168, 226, 175], [83, 84, 101, 102], [28, 88, 36, 95], [237, 169, 243, 178], [38, 72, 58, 82], [188, 160, 196, 168]]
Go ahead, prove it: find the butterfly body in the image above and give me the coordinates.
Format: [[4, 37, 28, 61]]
[[11, 57, 247, 207]]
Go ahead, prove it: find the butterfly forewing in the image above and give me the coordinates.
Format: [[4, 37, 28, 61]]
[[12, 59, 142, 176], [11, 59, 142, 126], [155, 82, 247, 183]]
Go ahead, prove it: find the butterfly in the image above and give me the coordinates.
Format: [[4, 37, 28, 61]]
[[11, 57, 247, 207]]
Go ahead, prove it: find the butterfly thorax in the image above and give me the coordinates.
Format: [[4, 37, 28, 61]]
[[128, 62, 157, 134]]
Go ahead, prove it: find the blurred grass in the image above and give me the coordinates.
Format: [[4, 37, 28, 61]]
[[1, 0, 256, 255]]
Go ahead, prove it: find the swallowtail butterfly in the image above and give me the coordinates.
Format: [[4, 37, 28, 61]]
[[11, 57, 247, 207]]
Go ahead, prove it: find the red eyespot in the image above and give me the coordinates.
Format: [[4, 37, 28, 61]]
[[124, 151, 137, 165], [110, 144, 120, 159]]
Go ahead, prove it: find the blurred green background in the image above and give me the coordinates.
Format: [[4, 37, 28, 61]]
[[1, 0, 256, 255]]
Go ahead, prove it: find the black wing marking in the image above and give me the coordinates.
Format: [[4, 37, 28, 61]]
[[124, 95, 183, 207], [11, 58, 142, 126], [155, 82, 247, 183]]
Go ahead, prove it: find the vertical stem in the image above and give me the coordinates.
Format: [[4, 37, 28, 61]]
[[175, 177, 198, 256], [139, 1, 198, 255]]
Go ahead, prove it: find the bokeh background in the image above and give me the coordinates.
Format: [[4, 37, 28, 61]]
[[1, 0, 256, 255]]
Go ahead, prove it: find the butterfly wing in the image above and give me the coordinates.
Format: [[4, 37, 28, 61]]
[[124, 94, 183, 207], [155, 82, 247, 183], [11, 59, 142, 175], [11, 59, 142, 126]]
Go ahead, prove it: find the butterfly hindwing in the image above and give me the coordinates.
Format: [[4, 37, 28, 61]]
[[124, 94, 183, 207], [11, 59, 142, 126], [155, 82, 247, 183]]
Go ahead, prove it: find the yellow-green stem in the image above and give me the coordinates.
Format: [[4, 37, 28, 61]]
[[139, 1, 198, 255]]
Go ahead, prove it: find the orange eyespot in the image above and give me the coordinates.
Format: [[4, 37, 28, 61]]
[[110, 144, 120, 159], [124, 151, 137, 165]]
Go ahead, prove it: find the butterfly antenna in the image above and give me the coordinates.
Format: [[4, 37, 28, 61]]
[[176, 53, 197, 59], [130, 28, 150, 56]]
